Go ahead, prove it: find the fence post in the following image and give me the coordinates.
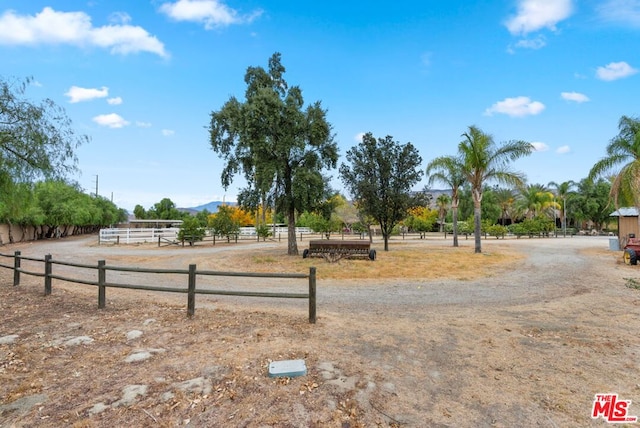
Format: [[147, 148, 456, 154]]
[[13, 250, 20, 286], [44, 254, 52, 295], [308, 267, 316, 324], [98, 260, 106, 309], [187, 264, 196, 317]]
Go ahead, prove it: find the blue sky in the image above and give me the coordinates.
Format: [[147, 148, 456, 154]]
[[1, 0, 638, 211]]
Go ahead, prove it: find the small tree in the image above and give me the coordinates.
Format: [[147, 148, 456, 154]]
[[425, 155, 466, 247], [178, 216, 205, 246], [256, 223, 272, 241], [435, 194, 450, 232], [404, 206, 438, 235], [340, 133, 423, 251], [208, 205, 240, 242]]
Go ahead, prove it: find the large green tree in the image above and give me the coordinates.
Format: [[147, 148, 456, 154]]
[[1, 76, 87, 186], [209, 53, 338, 255], [571, 178, 612, 231], [425, 155, 466, 246], [588, 115, 640, 208], [458, 125, 533, 253], [340, 132, 423, 251]]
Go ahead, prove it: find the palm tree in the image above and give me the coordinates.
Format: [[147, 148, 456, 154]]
[[548, 180, 576, 234], [517, 183, 555, 219], [426, 155, 466, 247], [458, 126, 533, 253], [588, 115, 640, 208], [494, 187, 516, 226], [435, 193, 451, 233]]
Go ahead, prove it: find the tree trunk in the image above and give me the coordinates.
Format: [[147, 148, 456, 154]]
[[473, 189, 483, 254], [7, 221, 14, 244], [452, 204, 459, 247], [287, 207, 298, 256]]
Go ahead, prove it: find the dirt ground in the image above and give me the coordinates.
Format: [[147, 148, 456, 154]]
[[1, 234, 640, 427]]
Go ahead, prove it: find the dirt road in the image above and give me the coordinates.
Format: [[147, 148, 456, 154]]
[[1, 235, 639, 427]]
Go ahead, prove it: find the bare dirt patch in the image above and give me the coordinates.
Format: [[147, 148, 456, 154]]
[[1, 235, 640, 427]]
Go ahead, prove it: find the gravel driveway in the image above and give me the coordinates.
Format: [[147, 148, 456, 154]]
[[3, 234, 638, 427]]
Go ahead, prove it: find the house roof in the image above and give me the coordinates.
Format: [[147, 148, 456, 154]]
[[610, 207, 640, 217]]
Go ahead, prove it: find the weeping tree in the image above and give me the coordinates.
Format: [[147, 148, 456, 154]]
[[209, 53, 338, 255], [1, 76, 86, 184], [1, 76, 87, 233]]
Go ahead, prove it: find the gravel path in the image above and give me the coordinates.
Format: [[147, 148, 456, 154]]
[[9, 234, 614, 311], [3, 234, 637, 427]]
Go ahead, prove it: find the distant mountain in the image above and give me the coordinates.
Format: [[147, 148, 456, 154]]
[[179, 201, 237, 213]]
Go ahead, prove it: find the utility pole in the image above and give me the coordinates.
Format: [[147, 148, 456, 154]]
[[94, 175, 99, 198]]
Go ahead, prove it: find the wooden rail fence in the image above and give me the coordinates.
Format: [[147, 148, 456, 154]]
[[0, 250, 316, 323]]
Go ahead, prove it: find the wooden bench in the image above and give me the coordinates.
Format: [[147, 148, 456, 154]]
[[302, 240, 376, 262]]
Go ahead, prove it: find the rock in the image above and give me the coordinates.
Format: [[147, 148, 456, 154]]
[[126, 330, 143, 340], [112, 385, 148, 407], [64, 336, 94, 346], [88, 402, 109, 415], [0, 334, 19, 345]]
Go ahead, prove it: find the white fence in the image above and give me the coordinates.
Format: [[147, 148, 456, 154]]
[[238, 226, 313, 236], [99, 228, 179, 244], [99, 226, 315, 244]]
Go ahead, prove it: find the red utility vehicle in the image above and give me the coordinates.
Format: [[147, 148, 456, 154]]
[[624, 234, 640, 265]]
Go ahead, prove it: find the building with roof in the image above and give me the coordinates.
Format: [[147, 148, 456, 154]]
[[610, 207, 639, 248]]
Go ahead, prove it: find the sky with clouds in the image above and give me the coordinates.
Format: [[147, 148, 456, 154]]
[[1, 0, 638, 211]]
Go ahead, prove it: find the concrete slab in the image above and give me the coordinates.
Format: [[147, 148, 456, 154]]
[[268, 359, 307, 378]]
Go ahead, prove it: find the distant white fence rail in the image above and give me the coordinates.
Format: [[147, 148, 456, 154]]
[[238, 226, 313, 236], [99, 228, 179, 244], [99, 226, 315, 244]]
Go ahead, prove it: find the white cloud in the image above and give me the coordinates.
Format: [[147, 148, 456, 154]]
[[505, 0, 574, 35], [0, 7, 168, 58], [597, 0, 640, 27], [159, 0, 263, 29], [484, 96, 545, 117], [162, 129, 175, 136], [65, 85, 108, 103], [556, 145, 570, 154], [93, 113, 129, 128], [354, 132, 365, 142], [107, 96, 123, 105], [514, 35, 547, 50], [109, 11, 132, 25], [136, 121, 152, 128], [596, 61, 638, 81], [561, 91, 589, 103], [531, 142, 549, 152]]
